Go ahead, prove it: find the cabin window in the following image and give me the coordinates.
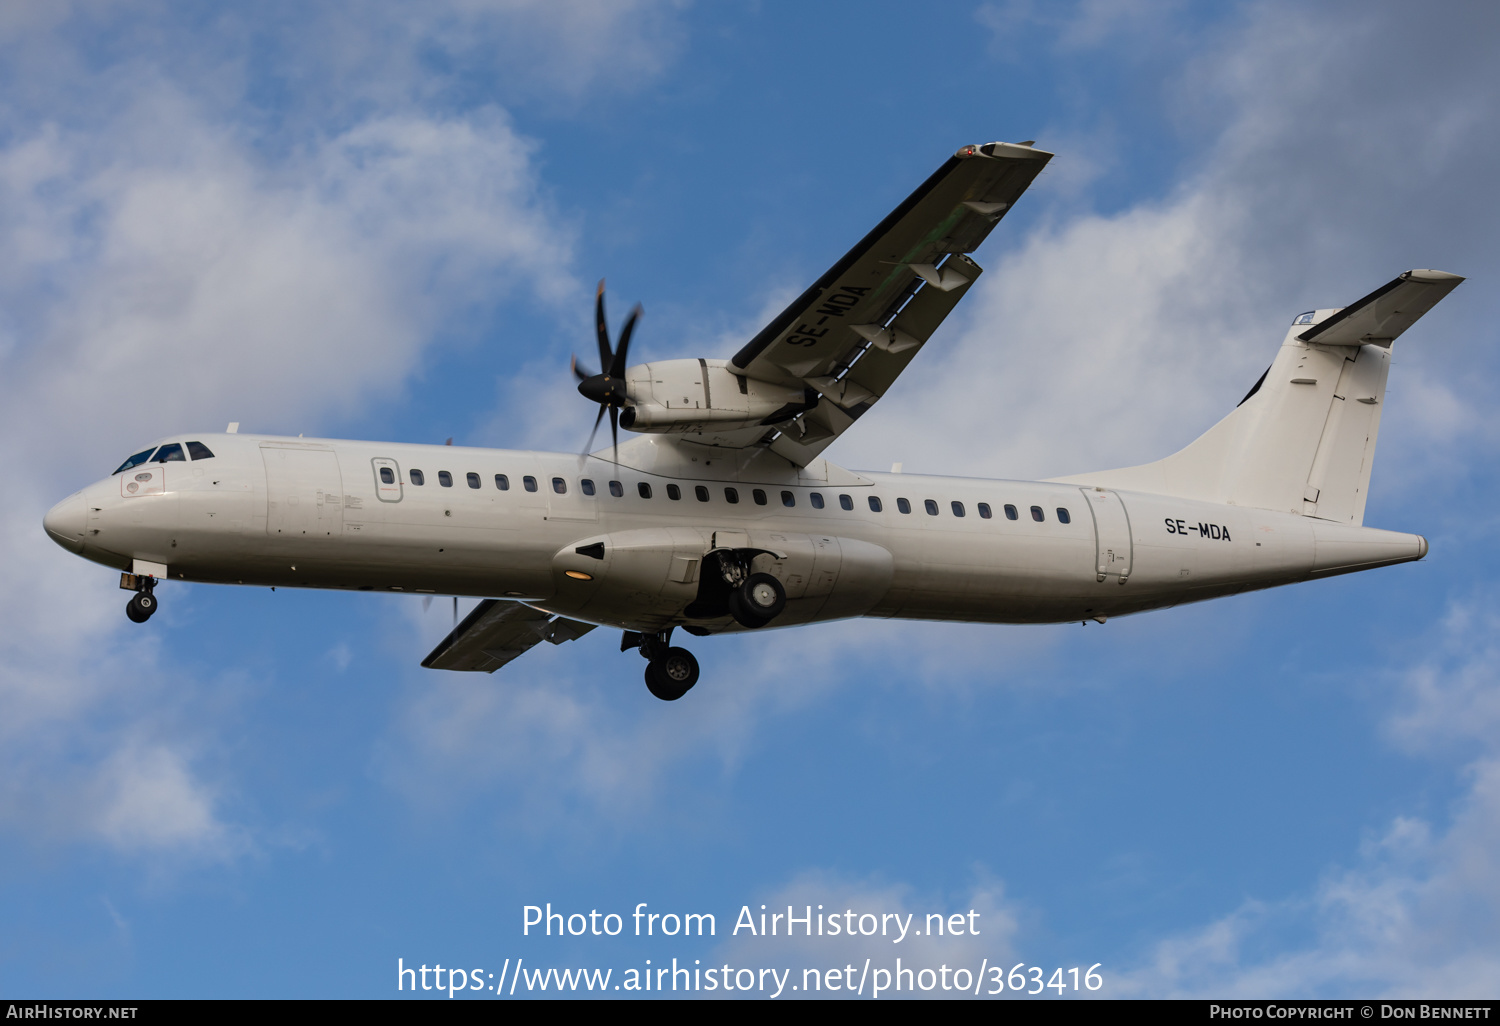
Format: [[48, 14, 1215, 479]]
[[437, 471, 453, 487], [410, 470, 426, 485], [694, 485, 709, 502], [924, 499, 939, 516], [1004, 504, 1018, 520], [638, 482, 652, 499], [897, 498, 911, 514], [809, 492, 825, 509], [781, 490, 795, 507], [581, 479, 596, 496], [153, 443, 186, 463], [113, 448, 157, 474], [186, 441, 215, 461], [951, 501, 966, 517], [523, 476, 538, 492], [379, 467, 395, 484], [753, 489, 768, 505], [667, 484, 681, 500], [978, 503, 992, 519], [725, 487, 739, 504], [1057, 507, 1071, 524], [1031, 505, 1045, 522], [609, 480, 623, 497], [466, 472, 480, 489], [551, 477, 566, 494], [839, 494, 853, 511], [868, 496, 883, 512], [495, 474, 509, 490]]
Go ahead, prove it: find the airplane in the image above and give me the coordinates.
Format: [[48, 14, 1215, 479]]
[[42, 141, 1463, 701]]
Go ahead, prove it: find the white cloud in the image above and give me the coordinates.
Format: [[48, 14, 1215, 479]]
[[94, 744, 231, 855], [0, 89, 574, 467]]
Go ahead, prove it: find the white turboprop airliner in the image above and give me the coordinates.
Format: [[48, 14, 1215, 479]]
[[43, 142, 1462, 700]]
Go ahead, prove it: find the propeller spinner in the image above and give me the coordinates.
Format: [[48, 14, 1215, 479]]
[[573, 280, 641, 461]]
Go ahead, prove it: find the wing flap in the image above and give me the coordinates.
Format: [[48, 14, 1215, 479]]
[[732, 142, 1050, 391], [421, 599, 597, 673], [1298, 269, 1464, 345], [767, 254, 984, 466]]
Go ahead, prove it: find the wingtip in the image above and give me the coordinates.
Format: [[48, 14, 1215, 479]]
[[964, 140, 1052, 160], [1403, 269, 1465, 285]]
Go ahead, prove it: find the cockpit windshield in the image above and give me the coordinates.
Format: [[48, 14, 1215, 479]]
[[112, 440, 215, 474], [113, 448, 157, 475]]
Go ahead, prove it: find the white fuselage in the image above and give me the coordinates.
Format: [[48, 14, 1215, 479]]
[[44, 432, 1427, 634]]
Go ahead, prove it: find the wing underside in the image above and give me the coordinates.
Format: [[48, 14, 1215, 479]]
[[421, 599, 597, 672], [731, 141, 1052, 465]]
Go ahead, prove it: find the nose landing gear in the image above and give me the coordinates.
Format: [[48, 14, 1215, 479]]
[[623, 628, 700, 701], [121, 573, 158, 623]]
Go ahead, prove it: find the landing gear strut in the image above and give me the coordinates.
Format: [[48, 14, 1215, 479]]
[[123, 574, 158, 623], [623, 628, 700, 701]]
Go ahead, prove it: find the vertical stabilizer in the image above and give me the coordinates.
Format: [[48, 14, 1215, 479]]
[[1053, 270, 1463, 524]]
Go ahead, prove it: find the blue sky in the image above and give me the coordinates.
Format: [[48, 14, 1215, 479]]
[[3, 0, 1498, 999]]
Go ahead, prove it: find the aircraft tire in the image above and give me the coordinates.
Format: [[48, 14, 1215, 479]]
[[734, 573, 785, 625], [126, 592, 155, 623], [726, 588, 770, 629], [645, 648, 699, 700]]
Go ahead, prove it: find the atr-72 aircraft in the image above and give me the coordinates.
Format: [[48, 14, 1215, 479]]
[[43, 141, 1462, 700]]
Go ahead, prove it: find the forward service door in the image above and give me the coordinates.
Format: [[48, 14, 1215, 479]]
[[263, 445, 344, 539]]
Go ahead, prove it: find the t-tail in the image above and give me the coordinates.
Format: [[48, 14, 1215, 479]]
[[1056, 269, 1464, 525]]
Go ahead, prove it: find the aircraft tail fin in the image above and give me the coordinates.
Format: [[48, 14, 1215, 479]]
[[1053, 270, 1463, 524]]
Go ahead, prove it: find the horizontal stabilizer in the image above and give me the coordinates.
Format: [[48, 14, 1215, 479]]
[[1298, 269, 1464, 346], [421, 599, 596, 672]]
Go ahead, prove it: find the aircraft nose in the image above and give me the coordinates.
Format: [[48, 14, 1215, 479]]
[[43, 491, 87, 553]]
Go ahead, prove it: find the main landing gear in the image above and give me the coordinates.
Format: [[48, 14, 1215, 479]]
[[726, 572, 786, 629], [623, 629, 700, 702], [688, 549, 787, 629], [122, 573, 158, 623]]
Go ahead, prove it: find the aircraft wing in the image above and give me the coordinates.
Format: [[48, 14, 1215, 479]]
[[421, 599, 597, 672], [731, 141, 1052, 466], [1298, 269, 1465, 345]]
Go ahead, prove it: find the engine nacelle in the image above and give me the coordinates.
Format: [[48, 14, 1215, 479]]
[[621, 359, 808, 433]]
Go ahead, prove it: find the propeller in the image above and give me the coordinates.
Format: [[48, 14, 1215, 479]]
[[572, 280, 640, 462], [422, 595, 458, 625]]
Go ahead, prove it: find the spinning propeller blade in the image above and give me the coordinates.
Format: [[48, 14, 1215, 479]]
[[573, 279, 642, 464]]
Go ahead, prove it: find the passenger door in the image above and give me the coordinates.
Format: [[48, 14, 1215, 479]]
[[1080, 487, 1132, 584]]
